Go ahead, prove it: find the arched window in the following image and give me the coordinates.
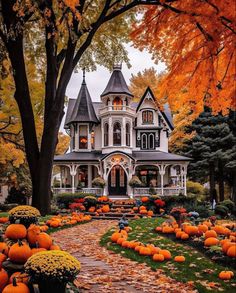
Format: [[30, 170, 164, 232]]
[[142, 110, 153, 124], [141, 133, 147, 149], [126, 123, 130, 146], [149, 133, 154, 149], [113, 122, 121, 145], [104, 123, 109, 146], [113, 97, 123, 110]]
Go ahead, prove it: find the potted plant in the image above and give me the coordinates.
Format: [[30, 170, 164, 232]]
[[92, 177, 106, 194], [129, 176, 143, 198], [24, 251, 80, 293]]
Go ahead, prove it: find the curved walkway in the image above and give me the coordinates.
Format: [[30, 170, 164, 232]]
[[52, 220, 197, 293]]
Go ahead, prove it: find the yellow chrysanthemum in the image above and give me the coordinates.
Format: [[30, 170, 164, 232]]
[[24, 251, 80, 281], [9, 205, 41, 218]]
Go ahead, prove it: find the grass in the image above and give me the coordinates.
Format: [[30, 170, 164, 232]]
[[100, 218, 236, 293]]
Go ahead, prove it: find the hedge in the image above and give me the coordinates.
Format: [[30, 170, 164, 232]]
[[55, 192, 95, 208]]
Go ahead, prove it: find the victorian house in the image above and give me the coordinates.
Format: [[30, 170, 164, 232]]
[[53, 65, 191, 197]]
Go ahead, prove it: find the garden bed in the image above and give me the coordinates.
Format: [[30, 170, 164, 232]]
[[101, 218, 236, 293]]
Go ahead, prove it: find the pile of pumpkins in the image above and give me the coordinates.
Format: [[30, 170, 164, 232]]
[[133, 206, 154, 217], [45, 212, 91, 228], [0, 222, 61, 292], [110, 228, 186, 264], [155, 220, 236, 259]]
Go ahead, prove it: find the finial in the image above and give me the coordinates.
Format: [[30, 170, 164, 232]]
[[113, 64, 122, 71], [82, 68, 86, 84]]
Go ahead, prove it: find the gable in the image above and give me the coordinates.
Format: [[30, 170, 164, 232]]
[[136, 87, 174, 130]]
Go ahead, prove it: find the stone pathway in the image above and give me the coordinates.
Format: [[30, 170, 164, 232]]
[[52, 220, 197, 293]]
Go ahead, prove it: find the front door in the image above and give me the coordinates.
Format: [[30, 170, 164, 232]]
[[108, 165, 127, 195]]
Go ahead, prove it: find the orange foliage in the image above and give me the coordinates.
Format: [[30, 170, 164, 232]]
[[131, 1, 236, 115]]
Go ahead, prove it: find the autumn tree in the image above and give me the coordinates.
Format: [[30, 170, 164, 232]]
[[131, 0, 236, 116], [0, 0, 162, 215]]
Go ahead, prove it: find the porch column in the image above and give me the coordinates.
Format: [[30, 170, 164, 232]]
[[60, 166, 62, 188], [88, 165, 92, 188], [70, 164, 79, 194], [182, 165, 188, 196], [108, 117, 112, 146], [159, 165, 165, 196], [122, 117, 125, 146]]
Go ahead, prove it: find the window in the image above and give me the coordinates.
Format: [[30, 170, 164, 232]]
[[104, 123, 109, 146], [141, 132, 155, 150], [91, 130, 95, 149], [125, 97, 129, 106], [113, 97, 123, 110], [106, 98, 110, 106], [79, 125, 88, 149], [142, 110, 153, 124], [149, 133, 154, 149], [126, 123, 130, 146], [113, 122, 121, 145], [141, 133, 147, 149]]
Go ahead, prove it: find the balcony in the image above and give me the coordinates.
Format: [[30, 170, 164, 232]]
[[98, 105, 136, 117]]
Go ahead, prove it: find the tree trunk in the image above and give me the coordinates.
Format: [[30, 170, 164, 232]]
[[218, 159, 224, 202], [209, 161, 216, 203], [232, 170, 236, 205]]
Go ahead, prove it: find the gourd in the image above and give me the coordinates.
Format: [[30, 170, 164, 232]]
[[219, 271, 234, 280], [174, 256, 185, 262], [2, 278, 30, 293], [8, 241, 32, 264], [0, 269, 8, 291], [204, 237, 219, 247], [36, 232, 53, 250], [153, 254, 164, 262], [5, 224, 27, 240]]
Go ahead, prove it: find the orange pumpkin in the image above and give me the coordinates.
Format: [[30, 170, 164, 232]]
[[0, 217, 9, 224], [222, 241, 234, 253], [117, 237, 127, 245], [198, 224, 208, 233], [8, 242, 32, 264], [121, 241, 130, 248], [174, 255, 185, 262], [155, 227, 162, 232], [36, 233, 53, 250], [27, 225, 41, 245], [141, 197, 149, 203], [5, 224, 27, 240], [0, 243, 8, 256], [159, 249, 171, 260], [153, 253, 164, 262], [3, 278, 30, 293], [31, 247, 46, 255], [88, 207, 96, 212], [139, 209, 148, 215], [184, 226, 199, 236], [50, 244, 61, 250], [227, 244, 236, 258], [139, 247, 152, 256], [219, 271, 234, 280], [204, 237, 219, 247], [181, 233, 189, 240], [205, 230, 217, 239], [111, 232, 122, 243], [9, 272, 29, 284], [147, 210, 154, 217], [176, 231, 184, 238], [102, 205, 110, 213], [0, 269, 8, 291], [139, 206, 146, 211]]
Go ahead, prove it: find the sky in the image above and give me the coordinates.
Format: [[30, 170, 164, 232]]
[[66, 44, 166, 102]]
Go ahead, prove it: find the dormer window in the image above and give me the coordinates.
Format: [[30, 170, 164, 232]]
[[113, 97, 122, 110], [142, 110, 153, 124], [79, 125, 88, 149]]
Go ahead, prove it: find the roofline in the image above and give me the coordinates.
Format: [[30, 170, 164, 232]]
[[101, 150, 135, 161], [100, 91, 134, 98], [136, 87, 174, 131]]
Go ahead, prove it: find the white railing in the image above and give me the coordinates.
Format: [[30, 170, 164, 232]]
[[133, 187, 185, 196], [52, 188, 102, 196], [99, 105, 135, 116]]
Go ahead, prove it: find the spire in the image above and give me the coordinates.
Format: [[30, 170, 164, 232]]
[[82, 68, 86, 84], [66, 72, 99, 125], [101, 65, 133, 97]]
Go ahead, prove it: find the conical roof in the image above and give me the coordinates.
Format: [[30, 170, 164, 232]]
[[101, 65, 133, 97], [67, 74, 99, 125]]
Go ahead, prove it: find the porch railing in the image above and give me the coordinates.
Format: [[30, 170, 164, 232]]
[[133, 187, 185, 196], [52, 188, 102, 196]]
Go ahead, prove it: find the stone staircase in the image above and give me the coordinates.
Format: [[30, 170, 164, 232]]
[[84, 200, 136, 220]]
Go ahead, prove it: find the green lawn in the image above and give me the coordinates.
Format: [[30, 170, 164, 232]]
[[100, 218, 236, 293]]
